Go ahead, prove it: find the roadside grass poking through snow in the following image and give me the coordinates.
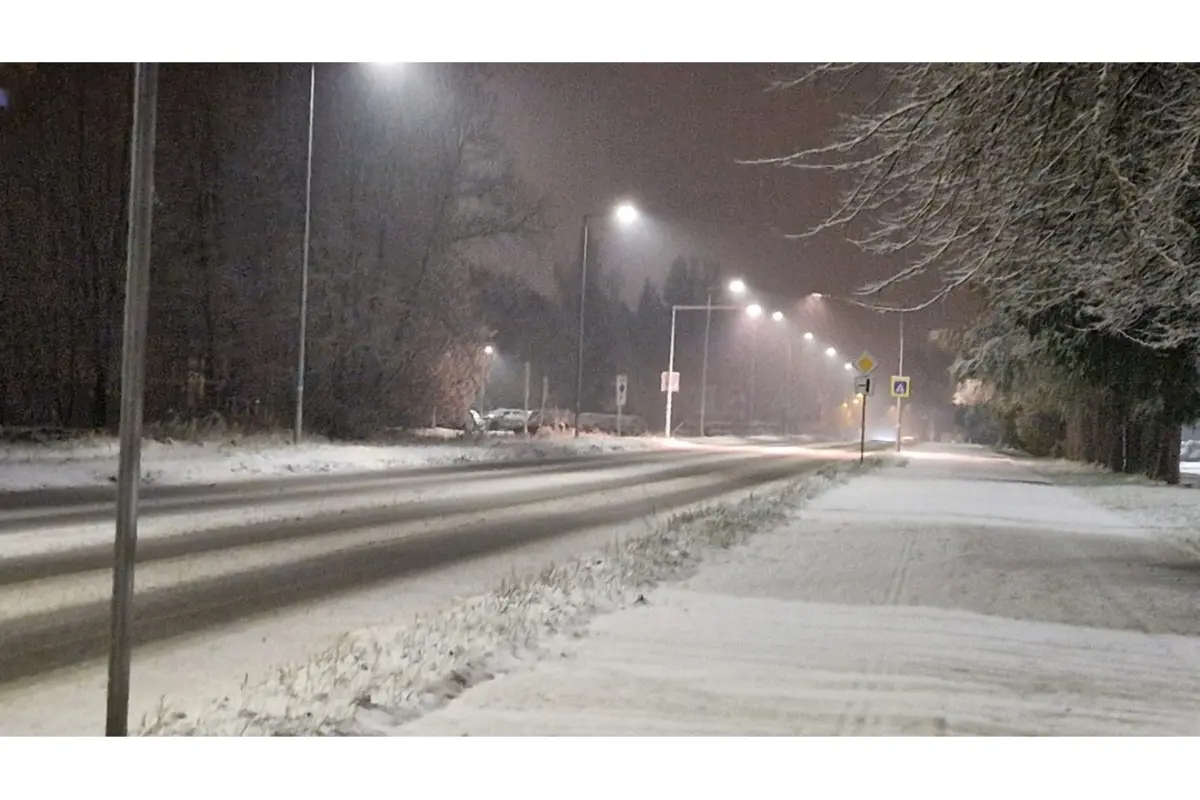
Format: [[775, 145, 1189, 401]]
[[141, 457, 887, 736]]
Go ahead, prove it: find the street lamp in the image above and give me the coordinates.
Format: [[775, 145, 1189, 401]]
[[697, 276, 748, 438], [479, 345, 497, 409], [574, 200, 639, 438], [843, 362, 853, 371], [293, 63, 318, 446], [744, 305, 781, 428], [293, 62, 406, 446], [804, 331, 815, 341], [664, 290, 761, 438]]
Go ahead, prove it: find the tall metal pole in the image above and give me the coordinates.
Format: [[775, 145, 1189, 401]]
[[664, 306, 679, 438], [573, 214, 591, 438], [784, 332, 794, 435], [698, 291, 712, 437], [106, 62, 159, 738], [748, 324, 758, 427], [895, 310, 905, 453], [293, 63, 316, 446]]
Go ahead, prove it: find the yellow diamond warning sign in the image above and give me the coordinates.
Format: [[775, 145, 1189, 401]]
[[852, 351, 877, 376]]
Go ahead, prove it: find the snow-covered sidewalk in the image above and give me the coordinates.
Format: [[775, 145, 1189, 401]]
[[398, 445, 1200, 736]]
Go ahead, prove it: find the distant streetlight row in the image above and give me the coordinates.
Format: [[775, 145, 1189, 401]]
[[569, 200, 868, 440], [805, 290, 909, 452], [661, 278, 855, 438]]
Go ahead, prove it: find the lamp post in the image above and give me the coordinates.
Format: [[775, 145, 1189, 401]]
[[574, 202, 638, 438], [293, 62, 405, 446], [665, 299, 770, 439], [293, 62, 316, 446], [745, 304, 764, 427], [479, 345, 495, 410], [698, 278, 746, 437]]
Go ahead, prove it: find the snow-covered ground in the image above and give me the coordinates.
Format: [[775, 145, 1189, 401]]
[[126, 459, 870, 735], [141, 443, 1200, 736], [0, 450, 839, 735], [386, 446, 1200, 735], [0, 431, 661, 491], [15, 443, 1195, 735], [1024, 455, 1200, 553]]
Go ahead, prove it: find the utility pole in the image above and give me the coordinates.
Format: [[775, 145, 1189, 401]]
[[106, 62, 159, 737]]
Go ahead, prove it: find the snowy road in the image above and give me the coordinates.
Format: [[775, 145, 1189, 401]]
[[0, 441, 871, 732], [396, 446, 1200, 736]]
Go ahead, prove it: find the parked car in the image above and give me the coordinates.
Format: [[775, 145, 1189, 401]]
[[481, 408, 540, 434]]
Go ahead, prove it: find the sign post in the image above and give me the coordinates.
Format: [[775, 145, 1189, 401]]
[[890, 375, 911, 449], [852, 351, 877, 466], [859, 387, 868, 464], [106, 62, 159, 737], [615, 373, 628, 436]]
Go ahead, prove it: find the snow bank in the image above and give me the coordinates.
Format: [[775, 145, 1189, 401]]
[[0, 432, 662, 492], [1017, 452, 1200, 552], [1066, 481, 1200, 552], [141, 458, 880, 735]]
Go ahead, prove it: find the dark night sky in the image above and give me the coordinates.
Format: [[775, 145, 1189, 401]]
[[488, 63, 962, 396]]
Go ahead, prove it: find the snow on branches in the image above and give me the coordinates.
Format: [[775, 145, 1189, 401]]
[[755, 63, 1200, 350]]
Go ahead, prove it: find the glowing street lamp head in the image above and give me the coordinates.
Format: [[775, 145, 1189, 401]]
[[614, 202, 639, 225], [746, 303, 764, 318], [483, 345, 495, 355], [843, 362, 853, 371], [810, 292, 824, 299], [825, 346, 837, 357], [771, 310, 784, 322], [804, 331, 815, 341], [728, 278, 747, 295]]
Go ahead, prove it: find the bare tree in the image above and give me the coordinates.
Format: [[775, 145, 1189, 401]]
[[303, 64, 543, 437], [758, 63, 1200, 481]]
